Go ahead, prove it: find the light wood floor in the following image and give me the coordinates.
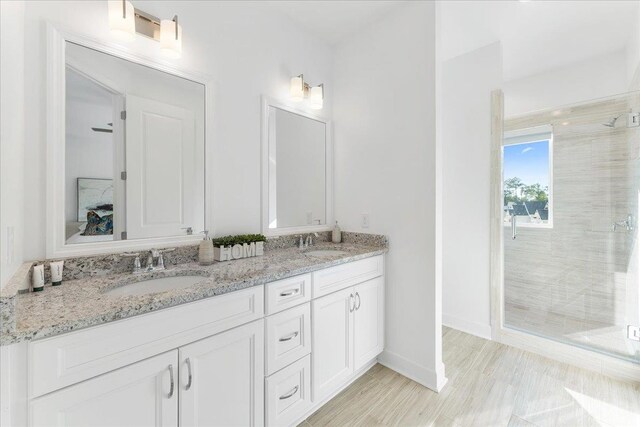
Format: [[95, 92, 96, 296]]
[[302, 327, 640, 427]]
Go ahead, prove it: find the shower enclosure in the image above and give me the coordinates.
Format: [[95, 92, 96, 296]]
[[493, 90, 640, 368]]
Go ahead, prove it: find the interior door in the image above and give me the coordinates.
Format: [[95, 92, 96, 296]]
[[30, 351, 178, 427], [311, 286, 354, 402], [125, 94, 196, 239], [179, 320, 265, 427], [353, 276, 385, 370]]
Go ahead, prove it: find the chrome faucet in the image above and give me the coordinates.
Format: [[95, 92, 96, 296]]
[[613, 214, 634, 232], [123, 248, 175, 274]]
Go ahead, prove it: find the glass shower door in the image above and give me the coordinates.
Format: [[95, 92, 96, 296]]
[[502, 90, 640, 364]]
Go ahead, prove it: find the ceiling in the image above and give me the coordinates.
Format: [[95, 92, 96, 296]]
[[439, 0, 639, 81], [268, 1, 638, 82], [267, 1, 406, 46]]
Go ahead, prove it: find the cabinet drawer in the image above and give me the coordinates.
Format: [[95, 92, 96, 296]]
[[265, 273, 311, 315], [265, 303, 311, 375], [30, 285, 264, 398], [265, 355, 312, 427], [312, 255, 384, 298]]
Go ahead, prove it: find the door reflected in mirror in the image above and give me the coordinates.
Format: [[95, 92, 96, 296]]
[[64, 41, 205, 245], [267, 106, 327, 231]]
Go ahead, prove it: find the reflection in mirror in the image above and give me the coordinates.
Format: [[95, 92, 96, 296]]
[[267, 106, 326, 230], [64, 41, 205, 245]]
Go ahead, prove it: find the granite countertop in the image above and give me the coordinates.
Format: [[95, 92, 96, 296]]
[[1, 242, 386, 345]]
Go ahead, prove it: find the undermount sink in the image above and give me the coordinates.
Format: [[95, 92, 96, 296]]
[[106, 275, 206, 297], [304, 249, 348, 257]]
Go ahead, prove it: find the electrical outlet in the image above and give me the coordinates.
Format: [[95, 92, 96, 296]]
[[306, 212, 312, 225], [628, 325, 640, 342], [361, 213, 370, 229]]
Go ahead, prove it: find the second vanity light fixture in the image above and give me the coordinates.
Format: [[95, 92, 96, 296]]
[[107, 0, 182, 59], [290, 74, 324, 110]]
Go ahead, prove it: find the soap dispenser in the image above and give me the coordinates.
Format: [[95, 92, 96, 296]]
[[199, 230, 214, 265], [332, 221, 342, 243]]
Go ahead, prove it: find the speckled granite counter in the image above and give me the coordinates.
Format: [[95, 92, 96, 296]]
[[1, 240, 387, 345]]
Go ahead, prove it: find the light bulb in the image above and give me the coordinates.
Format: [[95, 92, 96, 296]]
[[108, 0, 135, 41], [290, 76, 304, 102], [309, 85, 323, 110], [160, 19, 182, 59]]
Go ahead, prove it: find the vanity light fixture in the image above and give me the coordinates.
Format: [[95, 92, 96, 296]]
[[309, 84, 324, 110], [290, 74, 305, 102], [160, 15, 182, 59], [107, 0, 183, 59], [107, 0, 136, 41], [289, 74, 324, 109]]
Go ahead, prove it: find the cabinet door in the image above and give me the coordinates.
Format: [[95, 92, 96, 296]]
[[354, 276, 385, 370], [30, 351, 178, 427], [311, 287, 354, 402], [179, 319, 264, 427]]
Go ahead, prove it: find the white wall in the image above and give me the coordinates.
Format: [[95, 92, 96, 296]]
[[20, 0, 334, 261], [627, 4, 640, 90], [441, 43, 502, 339], [333, 2, 445, 391], [0, 0, 26, 288], [503, 50, 628, 116]]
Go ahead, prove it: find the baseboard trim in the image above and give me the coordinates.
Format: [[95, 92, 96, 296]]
[[378, 350, 448, 392], [443, 314, 492, 339]]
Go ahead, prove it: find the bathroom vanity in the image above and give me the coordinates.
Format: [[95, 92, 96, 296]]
[[1, 241, 386, 426], [0, 22, 390, 426]]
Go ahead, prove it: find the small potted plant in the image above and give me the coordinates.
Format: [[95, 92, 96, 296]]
[[212, 234, 266, 262]]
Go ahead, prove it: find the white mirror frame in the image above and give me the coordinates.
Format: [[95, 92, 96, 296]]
[[46, 24, 214, 258], [260, 96, 334, 236]]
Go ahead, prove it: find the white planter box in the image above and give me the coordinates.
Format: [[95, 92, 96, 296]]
[[214, 242, 264, 262]]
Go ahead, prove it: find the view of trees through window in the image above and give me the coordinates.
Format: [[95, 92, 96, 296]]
[[503, 140, 550, 204], [503, 139, 551, 225]]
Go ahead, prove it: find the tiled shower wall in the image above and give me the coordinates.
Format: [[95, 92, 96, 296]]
[[503, 91, 640, 360]]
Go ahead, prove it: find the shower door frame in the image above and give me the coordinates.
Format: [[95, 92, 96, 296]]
[[489, 89, 640, 383]]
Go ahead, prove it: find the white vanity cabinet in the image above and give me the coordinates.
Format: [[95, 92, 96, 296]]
[[312, 275, 384, 403], [179, 320, 264, 427], [21, 254, 384, 427], [31, 350, 179, 427]]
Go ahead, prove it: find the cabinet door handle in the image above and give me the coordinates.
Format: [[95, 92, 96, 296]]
[[279, 385, 299, 400], [167, 364, 175, 398], [184, 357, 193, 391], [355, 292, 361, 310], [279, 331, 299, 342], [280, 288, 300, 297], [349, 293, 355, 312]]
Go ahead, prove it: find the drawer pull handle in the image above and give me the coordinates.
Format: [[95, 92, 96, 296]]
[[280, 288, 300, 297], [279, 385, 299, 400], [279, 331, 299, 342], [167, 364, 175, 398], [185, 357, 193, 391], [355, 292, 361, 310], [349, 293, 355, 312]]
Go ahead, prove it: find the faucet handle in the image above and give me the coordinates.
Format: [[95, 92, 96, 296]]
[[121, 253, 141, 273]]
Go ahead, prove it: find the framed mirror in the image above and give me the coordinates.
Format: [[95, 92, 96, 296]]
[[261, 97, 333, 236], [47, 26, 211, 257]]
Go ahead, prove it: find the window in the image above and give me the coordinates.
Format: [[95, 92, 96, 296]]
[[503, 125, 553, 228]]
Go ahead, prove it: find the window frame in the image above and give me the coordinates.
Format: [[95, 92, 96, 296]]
[[502, 125, 554, 229]]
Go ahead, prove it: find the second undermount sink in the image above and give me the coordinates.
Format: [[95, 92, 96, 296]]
[[304, 249, 348, 257], [106, 275, 206, 297]]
